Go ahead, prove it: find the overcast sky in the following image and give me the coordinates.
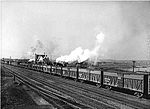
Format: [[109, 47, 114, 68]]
[[1, 1, 150, 60]]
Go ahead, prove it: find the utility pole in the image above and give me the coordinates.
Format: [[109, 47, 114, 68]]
[[10, 56, 11, 64]]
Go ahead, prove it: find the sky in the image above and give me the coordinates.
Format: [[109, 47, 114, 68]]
[[1, 1, 150, 60]]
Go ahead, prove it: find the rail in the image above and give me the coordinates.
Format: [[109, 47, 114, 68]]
[[3, 66, 92, 109]]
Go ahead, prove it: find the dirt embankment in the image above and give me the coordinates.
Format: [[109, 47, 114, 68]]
[[1, 67, 37, 109]]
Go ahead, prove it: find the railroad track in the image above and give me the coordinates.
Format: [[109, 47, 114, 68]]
[[3, 64, 150, 109], [11, 70, 133, 108], [2, 66, 93, 109], [19, 72, 150, 109], [3, 65, 115, 109]]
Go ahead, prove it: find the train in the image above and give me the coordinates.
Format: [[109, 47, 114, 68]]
[[3, 59, 150, 99]]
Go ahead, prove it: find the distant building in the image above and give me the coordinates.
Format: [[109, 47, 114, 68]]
[[34, 53, 49, 64]]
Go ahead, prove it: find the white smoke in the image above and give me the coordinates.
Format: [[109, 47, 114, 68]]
[[56, 32, 105, 63], [26, 39, 45, 59]]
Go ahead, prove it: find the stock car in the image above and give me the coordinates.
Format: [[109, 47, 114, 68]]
[[14, 62, 150, 98]]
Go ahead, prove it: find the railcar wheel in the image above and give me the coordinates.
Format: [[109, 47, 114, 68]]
[[80, 80, 84, 83], [134, 92, 143, 98], [75, 79, 78, 82], [105, 86, 112, 90], [96, 84, 102, 88]]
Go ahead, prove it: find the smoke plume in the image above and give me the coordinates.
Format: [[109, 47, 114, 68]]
[[27, 39, 45, 59], [56, 32, 105, 63]]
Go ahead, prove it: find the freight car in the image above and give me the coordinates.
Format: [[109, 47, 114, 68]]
[[12, 62, 150, 99]]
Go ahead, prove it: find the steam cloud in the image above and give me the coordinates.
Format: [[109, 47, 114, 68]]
[[27, 39, 45, 59], [56, 32, 105, 63]]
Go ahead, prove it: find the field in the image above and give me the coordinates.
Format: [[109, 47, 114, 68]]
[[95, 59, 150, 72]]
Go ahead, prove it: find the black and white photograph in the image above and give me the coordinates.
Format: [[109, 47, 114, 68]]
[[1, 0, 150, 109]]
